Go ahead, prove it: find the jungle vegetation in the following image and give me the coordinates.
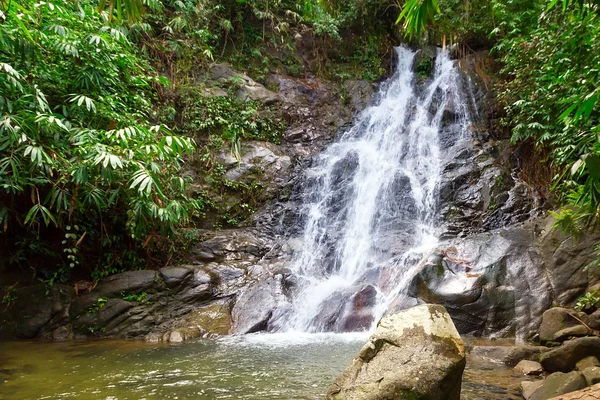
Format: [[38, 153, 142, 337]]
[[0, 0, 598, 284]]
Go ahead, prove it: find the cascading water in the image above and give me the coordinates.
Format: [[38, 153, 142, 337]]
[[273, 46, 473, 333]]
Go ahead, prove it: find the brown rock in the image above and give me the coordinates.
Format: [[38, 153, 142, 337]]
[[583, 367, 600, 386], [548, 382, 600, 399], [539, 308, 590, 344], [522, 381, 544, 400], [515, 360, 544, 376], [530, 371, 587, 400], [541, 337, 600, 373], [576, 356, 600, 371]]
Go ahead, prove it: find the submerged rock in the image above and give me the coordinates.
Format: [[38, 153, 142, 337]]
[[325, 304, 465, 400]]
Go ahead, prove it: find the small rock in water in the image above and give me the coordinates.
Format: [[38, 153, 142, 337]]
[[514, 360, 544, 376]]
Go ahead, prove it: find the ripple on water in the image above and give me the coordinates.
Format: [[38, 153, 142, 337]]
[[0, 336, 538, 400]]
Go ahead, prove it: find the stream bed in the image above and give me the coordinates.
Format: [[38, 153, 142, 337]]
[[0, 335, 531, 399]]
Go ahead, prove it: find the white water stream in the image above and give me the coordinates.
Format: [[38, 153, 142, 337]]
[[274, 46, 473, 333]]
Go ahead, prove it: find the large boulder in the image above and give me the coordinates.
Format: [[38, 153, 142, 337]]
[[541, 337, 600, 372], [539, 307, 591, 343], [230, 274, 286, 334], [325, 304, 465, 400]]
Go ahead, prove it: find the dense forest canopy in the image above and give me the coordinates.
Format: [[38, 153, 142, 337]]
[[0, 0, 598, 286]]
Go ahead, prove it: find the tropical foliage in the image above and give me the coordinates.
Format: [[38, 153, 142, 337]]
[[0, 0, 201, 281], [3, 0, 599, 283]]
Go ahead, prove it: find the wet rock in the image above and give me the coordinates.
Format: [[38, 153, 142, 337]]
[[530, 371, 587, 400], [539, 308, 590, 344], [412, 46, 436, 78], [576, 356, 600, 371], [541, 337, 600, 373], [173, 270, 213, 304], [515, 360, 544, 376], [343, 80, 375, 113], [522, 381, 544, 400], [230, 274, 286, 334], [407, 214, 600, 339], [50, 325, 71, 341], [326, 304, 465, 400], [340, 285, 377, 332]]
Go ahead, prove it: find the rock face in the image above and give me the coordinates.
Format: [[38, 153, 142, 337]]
[[325, 304, 465, 400], [407, 217, 600, 339]]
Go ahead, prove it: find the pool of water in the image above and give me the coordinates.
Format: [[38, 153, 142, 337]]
[[0, 334, 533, 399]]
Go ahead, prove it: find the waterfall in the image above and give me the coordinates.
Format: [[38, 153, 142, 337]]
[[273, 46, 472, 333]]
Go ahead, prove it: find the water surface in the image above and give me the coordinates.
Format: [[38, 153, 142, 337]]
[[0, 335, 533, 400]]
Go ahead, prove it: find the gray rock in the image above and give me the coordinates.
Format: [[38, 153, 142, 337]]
[[515, 360, 544, 376], [236, 84, 279, 104], [159, 266, 193, 288], [230, 275, 286, 334], [73, 298, 133, 334], [325, 304, 465, 400], [521, 381, 544, 400], [95, 270, 158, 297], [576, 356, 600, 371], [530, 371, 587, 400], [583, 367, 600, 386], [343, 80, 375, 113], [541, 337, 600, 373], [406, 214, 600, 339]]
